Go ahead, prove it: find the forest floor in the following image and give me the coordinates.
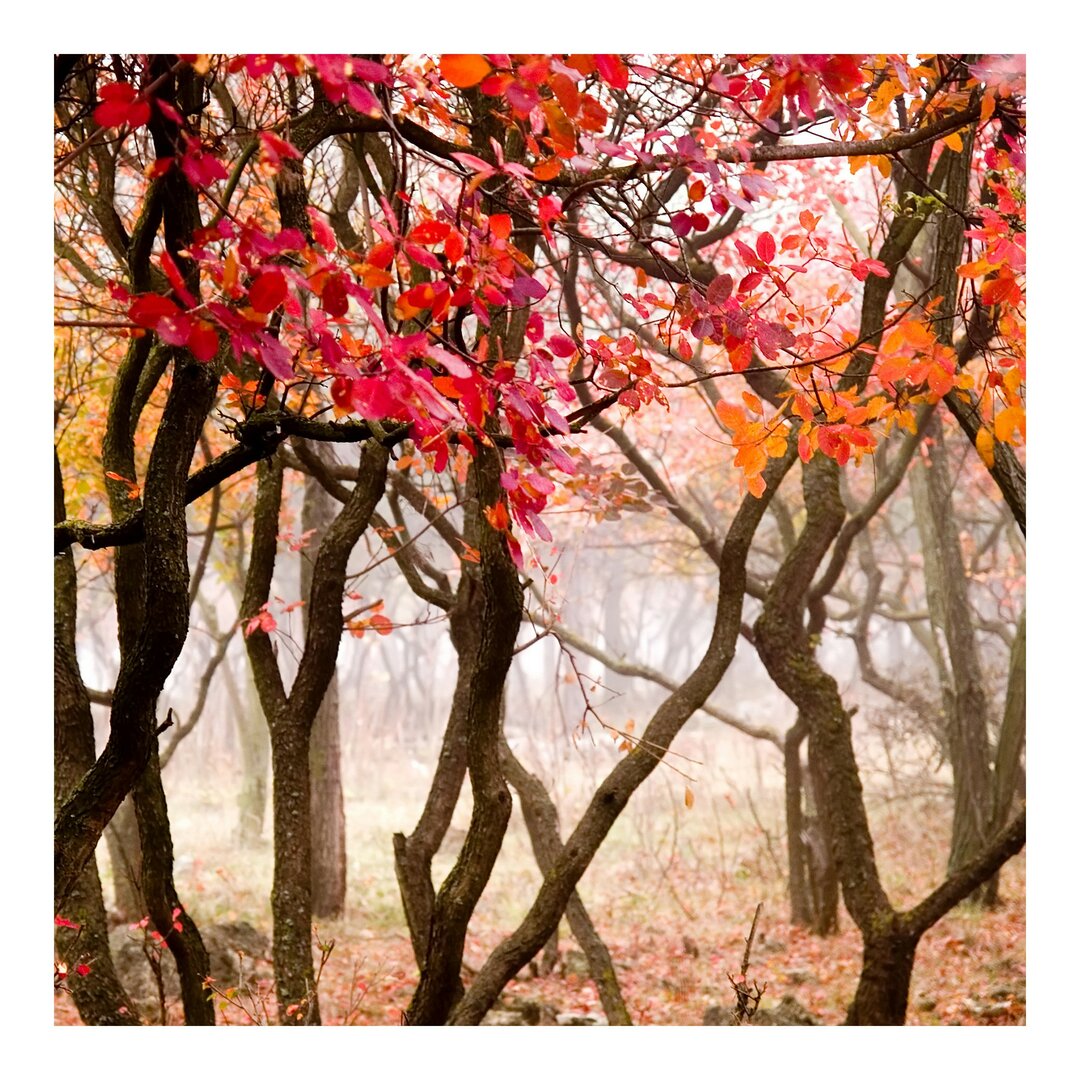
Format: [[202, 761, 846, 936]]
[[54, 762, 1026, 1026]]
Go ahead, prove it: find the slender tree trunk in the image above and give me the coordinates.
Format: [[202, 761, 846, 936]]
[[448, 448, 795, 1025], [309, 677, 346, 919], [55, 452, 141, 1025], [406, 444, 524, 1025], [846, 927, 918, 1025], [500, 735, 632, 1025], [806, 754, 839, 936], [243, 445, 388, 1024], [132, 745, 215, 1024], [911, 416, 993, 893], [268, 715, 320, 1023], [221, 655, 269, 846], [104, 798, 144, 921], [784, 717, 813, 927], [54, 60, 221, 908], [984, 608, 1025, 907], [301, 455, 347, 920], [393, 685, 469, 967]]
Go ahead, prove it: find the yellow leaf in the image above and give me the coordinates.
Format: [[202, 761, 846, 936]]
[[684, 786, 695, 809], [994, 404, 1025, 444], [976, 426, 995, 469]]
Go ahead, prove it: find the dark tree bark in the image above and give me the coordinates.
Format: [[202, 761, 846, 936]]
[[755, 449, 1025, 1023], [54, 452, 141, 1026], [447, 446, 797, 1025], [499, 736, 632, 1025], [242, 445, 388, 1024], [914, 125, 994, 896], [131, 746, 215, 1024], [54, 60, 221, 911], [393, 679, 468, 970], [405, 443, 525, 1026]]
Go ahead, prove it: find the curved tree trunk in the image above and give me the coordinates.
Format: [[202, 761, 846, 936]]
[[393, 685, 469, 968], [447, 447, 796, 1025], [243, 445, 388, 1024], [132, 745, 215, 1024], [55, 452, 141, 1025], [405, 443, 524, 1025], [54, 59, 221, 909], [499, 735, 632, 1025]]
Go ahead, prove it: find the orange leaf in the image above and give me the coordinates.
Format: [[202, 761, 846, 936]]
[[976, 426, 995, 468], [484, 501, 510, 531], [532, 157, 562, 181], [994, 404, 1025, 444], [440, 54, 492, 89]]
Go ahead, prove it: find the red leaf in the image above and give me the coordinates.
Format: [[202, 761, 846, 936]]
[[489, 214, 512, 241], [188, 321, 219, 362], [94, 82, 151, 129], [408, 220, 451, 245], [322, 273, 350, 318], [707, 274, 733, 305], [548, 333, 577, 357], [756, 232, 776, 263], [156, 311, 193, 346], [671, 212, 692, 238], [248, 270, 288, 313], [594, 54, 629, 90], [129, 294, 181, 328]]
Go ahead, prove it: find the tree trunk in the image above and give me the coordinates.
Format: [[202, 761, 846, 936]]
[[448, 448, 795, 1025], [301, 456, 347, 920], [911, 414, 993, 896], [222, 655, 269, 846], [500, 735, 632, 1025], [243, 445, 388, 1024], [309, 676, 346, 919], [104, 797, 144, 921], [268, 716, 320, 1023], [984, 608, 1025, 907], [784, 718, 813, 927], [846, 928, 917, 1025], [806, 753, 839, 936], [406, 443, 524, 1025], [393, 683, 469, 967], [132, 745, 216, 1025], [55, 452, 141, 1024]]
